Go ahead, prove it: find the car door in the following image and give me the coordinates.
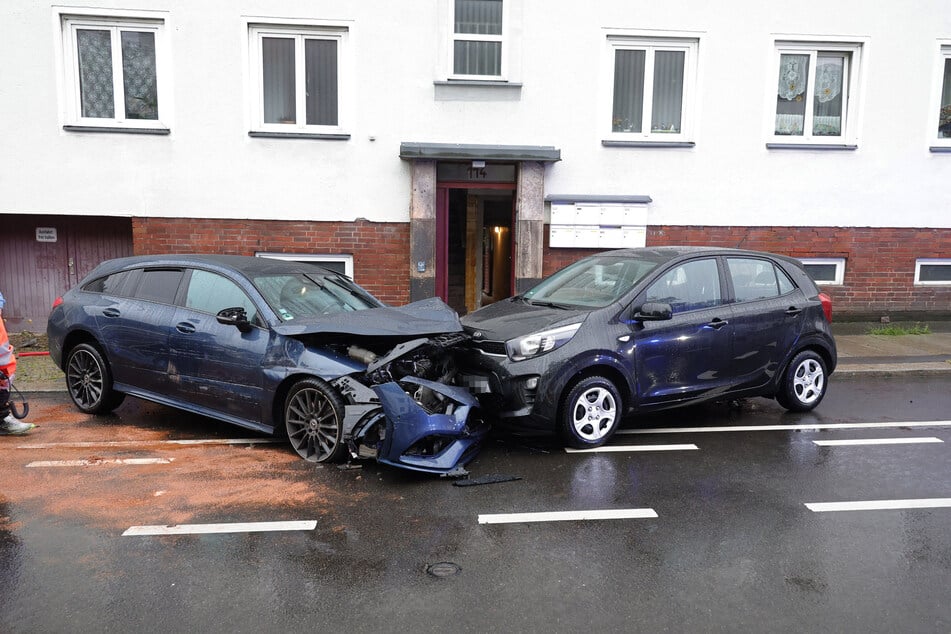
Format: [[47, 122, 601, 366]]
[[724, 256, 805, 389], [95, 267, 183, 391], [167, 268, 269, 422], [630, 257, 735, 406]]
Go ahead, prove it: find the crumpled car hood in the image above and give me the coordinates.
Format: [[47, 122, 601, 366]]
[[272, 297, 462, 338]]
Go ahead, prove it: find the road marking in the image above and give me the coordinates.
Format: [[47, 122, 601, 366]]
[[18, 438, 280, 449], [805, 498, 951, 513], [122, 520, 318, 536], [565, 443, 698, 453], [478, 508, 658, 524], [813, 437, 944, 447], [27, 458, 174, 467], [619, 420, 951, 435]]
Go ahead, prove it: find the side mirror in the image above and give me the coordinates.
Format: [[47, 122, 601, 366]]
[[216, 307, 253, 333], [633, 302, 673, 321]]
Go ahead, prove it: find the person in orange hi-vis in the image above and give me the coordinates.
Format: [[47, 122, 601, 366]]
[[0, 290, 36, 434]]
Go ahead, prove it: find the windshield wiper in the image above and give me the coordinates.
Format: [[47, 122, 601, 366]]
[[525, 299, 571, 310]]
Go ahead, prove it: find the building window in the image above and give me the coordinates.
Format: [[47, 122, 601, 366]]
[[935, 46, 951, 143], [451, 0, 505, 78], [915, 259, 951, 285], [249, 25, 348, 133], [799, 258, 846, 285], [256, 253, 354, 278], [606, 36, 698, 142], [771, 40, 863, 144], [61, 15, 167, 130]]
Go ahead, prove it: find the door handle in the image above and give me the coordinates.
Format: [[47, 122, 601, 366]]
[[705, 318, 729, 330], [785, 306, 803, 316], [102, 308, 120, 318], [176, 322, 196, 334]]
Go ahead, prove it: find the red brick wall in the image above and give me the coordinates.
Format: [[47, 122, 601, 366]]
[[543, 226, 951, 318], [133, 217, 411, 305]]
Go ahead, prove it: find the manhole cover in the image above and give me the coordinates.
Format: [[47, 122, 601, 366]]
[[426, 561, 461, 578]]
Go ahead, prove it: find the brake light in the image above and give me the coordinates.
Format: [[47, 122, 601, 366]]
[[818, 292, 832, 323], [52, 297, 64, 309]]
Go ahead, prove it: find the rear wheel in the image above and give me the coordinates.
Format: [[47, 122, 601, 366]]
[[284, 377, 347, 462], [560, 375, 622, 449], [776, 350, 828, 412], [65, 343, 125, 414]]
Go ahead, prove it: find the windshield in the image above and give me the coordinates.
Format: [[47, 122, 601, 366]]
[[522, 255, 662, 308], [254, 273, 382, 321]]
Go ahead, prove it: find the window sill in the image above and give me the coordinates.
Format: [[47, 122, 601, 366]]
[[433, 80, 522, 102], [63, 125, 170, 135], [602, 140, 695, 148], [766, 143, 857, 151], [929, 146, 951, 153], [248, 131, 350, 141]]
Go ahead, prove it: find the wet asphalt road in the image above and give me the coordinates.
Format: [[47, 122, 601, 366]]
[[1, 375, 950, 633]]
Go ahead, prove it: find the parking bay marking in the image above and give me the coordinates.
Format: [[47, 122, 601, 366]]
[[27, 458, 173, 467], [619, 420, 951, 435], [122, 520, 318, 536], [478, 509, 658, 524], [805, 498, 951, 513], [813, 437, 944, 447], [565, 443, 698, 453], [18, 438, 281, 450]]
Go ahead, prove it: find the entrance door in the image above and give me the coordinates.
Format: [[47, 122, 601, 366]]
[[435, 162, 517, 316]]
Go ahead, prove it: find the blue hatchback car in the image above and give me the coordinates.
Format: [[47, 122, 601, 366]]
[[458, 247, 837, 448], [47, 255, 486, 474]]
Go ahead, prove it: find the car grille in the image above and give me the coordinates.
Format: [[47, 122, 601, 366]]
[[472, 340, 506, 356]]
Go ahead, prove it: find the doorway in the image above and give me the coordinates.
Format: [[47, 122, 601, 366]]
[[436, 164, 516, 315]]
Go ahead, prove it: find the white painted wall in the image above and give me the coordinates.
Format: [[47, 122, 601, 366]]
[[1, 1, 949, 228]]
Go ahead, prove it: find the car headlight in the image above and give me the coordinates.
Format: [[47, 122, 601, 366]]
[[505, 323, 582, 362]]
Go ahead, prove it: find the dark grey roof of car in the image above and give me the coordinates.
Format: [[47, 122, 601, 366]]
[[90, 254, 337, 277]]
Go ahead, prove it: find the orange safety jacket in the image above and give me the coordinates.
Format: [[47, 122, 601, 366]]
[[0, 312, 16, 382]]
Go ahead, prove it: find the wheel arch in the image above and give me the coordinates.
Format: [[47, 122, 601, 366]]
[[557, 363, 632, 421], [60, 329, 106, 370]]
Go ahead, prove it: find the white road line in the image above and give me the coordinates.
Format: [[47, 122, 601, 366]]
[[565, 443, 698, 453], [813, 437, 944, 447], [619, 420, 951, 435], [122, 520, 318, 536], [805, 498, 951, 513], [478, 508, 658, 524], [27, 458, 174, 467], [18, 438, 280, 449]]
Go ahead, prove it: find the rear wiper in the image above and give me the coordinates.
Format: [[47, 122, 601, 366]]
[[525, 299, 570, 310]]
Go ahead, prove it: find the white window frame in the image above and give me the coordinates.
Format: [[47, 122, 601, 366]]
[[914, 259, 951, 286], [602, 33, 700, 143], [58, 10, 170, 130], [768, 37, 865, 146], [256, 252, 354, 279], [247, 21, 351, 134], [799, 257, 846, 285], [930, 41, 951, 148], [448, 0, 509, 81]]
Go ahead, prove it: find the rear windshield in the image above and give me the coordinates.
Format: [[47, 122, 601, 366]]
[[522, 255, 662, 308], [254, 273, 382, 321]]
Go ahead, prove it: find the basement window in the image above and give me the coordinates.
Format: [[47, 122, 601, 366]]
[[799, 258, 845, 285], [256, 252, 354, 278], [915, 259, 951, 285]]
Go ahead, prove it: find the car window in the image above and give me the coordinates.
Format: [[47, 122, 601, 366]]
[[133, 269, 184, 304], [82, 270, 134, 296], [727, 258, 795, 302], [254, 273, 379, 321], [185, 270, 259, 323], [523, 255, 661, 308], [645, 258, 723, 314]]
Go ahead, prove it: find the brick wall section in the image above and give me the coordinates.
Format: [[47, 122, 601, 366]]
[[543, 225, 951, 318], [133, 217, 411, 305]]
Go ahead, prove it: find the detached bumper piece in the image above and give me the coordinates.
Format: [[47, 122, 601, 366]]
[[368, 376, 487, 475]]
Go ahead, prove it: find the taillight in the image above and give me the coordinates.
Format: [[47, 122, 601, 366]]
[[52, 297, 64, 309], [818, 292, 832, 323]]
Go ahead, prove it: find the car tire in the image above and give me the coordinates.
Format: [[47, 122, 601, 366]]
[[284, 377, 347, 463], [65, 342, 126, 414], [776, 350, 828, 412], [560, 375, 622, 448]]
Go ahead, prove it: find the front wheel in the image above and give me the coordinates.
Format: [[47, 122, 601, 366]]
[[560, 375, 622, 449], [284, 377, 347, 463], [776, 351, 828, 412], [65, 343, 125, 414]]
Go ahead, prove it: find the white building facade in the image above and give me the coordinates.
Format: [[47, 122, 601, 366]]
[[1, 1, 949, 326]]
